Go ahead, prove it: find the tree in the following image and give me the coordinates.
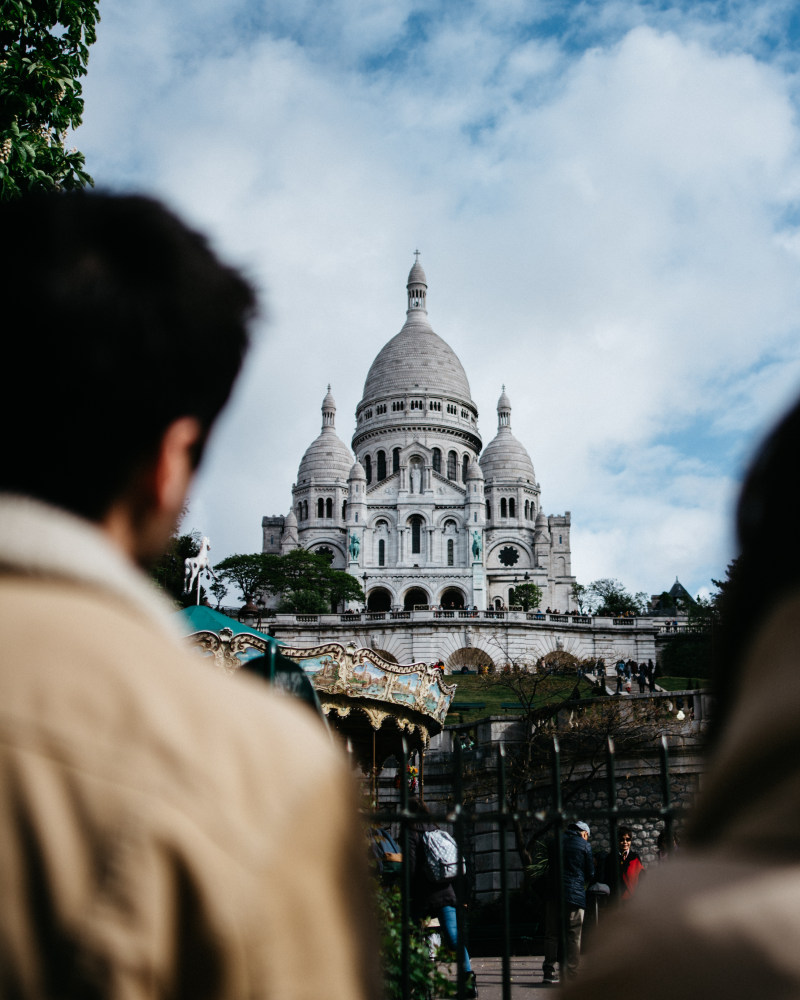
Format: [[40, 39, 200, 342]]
[[570, 582, 589, 613], [468, 664, 683, 878], [150, 530, 201, 607], [215, 553, 276, 604], [582, 578, 649, 617], [509, 582, 543, 611], [266, 549, 364, 612], [1, 1, 99, 199], [208, 578, 228, 609], [214, 549, 365, 612]]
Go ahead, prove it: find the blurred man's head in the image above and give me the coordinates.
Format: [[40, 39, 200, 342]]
[[1, 191, 256, 559]]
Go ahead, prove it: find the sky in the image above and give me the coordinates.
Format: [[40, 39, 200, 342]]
[[74, 0, 800, 602]]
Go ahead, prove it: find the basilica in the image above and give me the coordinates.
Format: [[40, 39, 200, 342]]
[[262, 257, 575, 612]]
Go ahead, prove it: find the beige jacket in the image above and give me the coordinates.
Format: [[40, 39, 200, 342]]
[[564, 591, 800, 999], [0, 497, 380, 999]]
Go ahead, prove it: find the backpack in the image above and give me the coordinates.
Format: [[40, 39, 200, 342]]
[[421, 829, 464, 882]]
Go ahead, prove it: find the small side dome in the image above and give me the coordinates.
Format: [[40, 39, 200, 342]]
[[349, 460, 366, 481], [285, 508, 298, 528], [479, 387, 536, 484], [297, 432, 353, 482], [466, 460, 484, 481], [297, 387, 354, 482]]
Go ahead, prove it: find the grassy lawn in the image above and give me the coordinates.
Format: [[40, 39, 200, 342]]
[[658, 676, 710, 691], [445, 672, 598, 723]]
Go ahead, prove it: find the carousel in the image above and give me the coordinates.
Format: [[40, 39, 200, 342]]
[[186, 625, 456, 774]]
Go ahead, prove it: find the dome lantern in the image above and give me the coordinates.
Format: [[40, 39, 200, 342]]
[[407, 249, 427, 314]]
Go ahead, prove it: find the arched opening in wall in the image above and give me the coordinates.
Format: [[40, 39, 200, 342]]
[[377, 450, 386, 481], [304, 501, 309, 520], [364, 455, 372, 484], [372, 648, 398, 664], [462, 454, 469, 482], [392, 448, 400, 474], [447, 450, 457, 480], [500, 498, 507, 518], [317, 498, 324, 518], [409, 514, 423, 554], [432, 448, 442, 473], [494, 597, 503, 610], [404, 586, 429, 610], [440, 587, 465, 609], [486, 500, 491, 520], [314, 546, 334, 564], [509, 498, 516, 518], [325, 498, 332, 518], [447, 538, 454, 566], [378, 539, 385, 566], [342, 500, 347, 519], [367, 588, 392, 612], [445, 646, 496, 674]]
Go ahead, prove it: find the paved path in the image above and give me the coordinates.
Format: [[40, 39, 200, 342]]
[[439, 956, 559, 998]]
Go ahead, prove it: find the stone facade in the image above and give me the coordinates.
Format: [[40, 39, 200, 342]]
[[263, 257, 576, 613], [263, 608, 660, 672]]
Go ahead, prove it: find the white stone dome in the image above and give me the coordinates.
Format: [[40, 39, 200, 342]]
[[297, 388, 354, 483], [480, 430, 536, 483], [360, 258, 474, 406], [479, 388, 536, 484], [349, 459, 366, 481]]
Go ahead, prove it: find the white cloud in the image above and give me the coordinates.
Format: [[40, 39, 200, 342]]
[[75, 1, 800, 601]]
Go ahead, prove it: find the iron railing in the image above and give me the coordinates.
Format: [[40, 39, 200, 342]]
[[371, 733, 683, 999]]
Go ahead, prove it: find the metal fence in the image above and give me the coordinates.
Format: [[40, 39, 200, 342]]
[[371, 733, 683, 999]]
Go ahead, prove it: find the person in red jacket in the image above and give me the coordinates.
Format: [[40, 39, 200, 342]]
[[604, 827, 644, 900]]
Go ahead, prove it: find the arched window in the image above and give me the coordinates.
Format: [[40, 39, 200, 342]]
[[447, 450, 457, 480], [410, 515, 423, 554], [342, 500, 347, 520], [447, 538, 454, 566], [486, 500, 491, 520], [325, 498, 332, 518], [432, 448, 442, 473], [462, 454, 469, 482], [509, 498, 516, 518], [377, 450, 386, 481], [364, 455, 372, 484], [500, 498, 507, 518], [379, 539, 385, 566], [317, 498, 324, 518], [393, 448, 400, 474]]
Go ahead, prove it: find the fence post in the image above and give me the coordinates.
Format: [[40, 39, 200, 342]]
[[551, 736, 568, 980], [453, 734, 468, 999], [605, 737, 621, 898], [659, 734, 675, 854], [497, 745, 511, 1000], [399, 737, 411, 1000]]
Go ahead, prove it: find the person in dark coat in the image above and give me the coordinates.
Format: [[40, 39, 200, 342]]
[[407, 799, 478, 998], [542, 821, 596, 984]]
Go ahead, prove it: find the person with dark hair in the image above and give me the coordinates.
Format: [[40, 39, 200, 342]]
[[407, 798, 478, 998], [563, 391, 800, 1000], [601, 827, 643, 900], [0, 191, 380, 1000]]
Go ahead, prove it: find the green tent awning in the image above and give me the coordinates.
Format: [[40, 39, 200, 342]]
[[176, 605, 282, 645]]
